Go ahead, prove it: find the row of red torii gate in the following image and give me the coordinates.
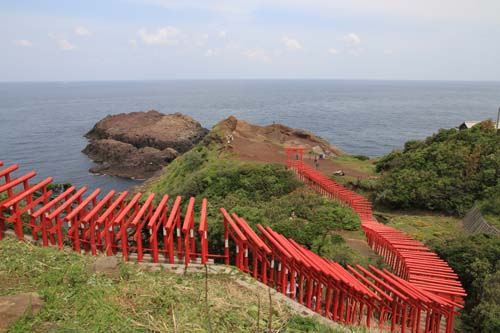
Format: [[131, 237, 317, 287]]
[[0, 149, 465, 333]]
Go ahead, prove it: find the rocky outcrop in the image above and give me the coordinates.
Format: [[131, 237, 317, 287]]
[[90, 256, 119, 276], [212, 116, 344, 158], [0, 292, 43, 331], [132, 116, 351, 195], [83, 111, 208, 179]]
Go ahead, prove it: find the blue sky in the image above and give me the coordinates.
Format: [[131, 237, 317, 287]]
[[2, 0, 500, 81]]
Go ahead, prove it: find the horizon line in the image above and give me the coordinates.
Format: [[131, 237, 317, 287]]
[[2, 78, 500, 84]]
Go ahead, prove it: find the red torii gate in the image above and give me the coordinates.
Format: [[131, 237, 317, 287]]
[[0, 157, 465, 332], [0, 161, 215, 265], [285, 147, 306, 169], [284, 150, 465, 332]]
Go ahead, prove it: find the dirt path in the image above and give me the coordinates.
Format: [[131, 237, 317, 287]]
[[331, 230, 380, 262]]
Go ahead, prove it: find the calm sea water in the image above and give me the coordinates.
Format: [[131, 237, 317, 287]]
[[0, 80, 499, 192]]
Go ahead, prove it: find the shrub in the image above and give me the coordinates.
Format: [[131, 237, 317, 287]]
[[430, 234, 500, 332], [375, 121, 500, 216], [479, 184, 500, 216], [352, 155, 370, 161]]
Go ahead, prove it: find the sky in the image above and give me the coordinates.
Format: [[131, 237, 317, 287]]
[[2, 0, 500, 81]]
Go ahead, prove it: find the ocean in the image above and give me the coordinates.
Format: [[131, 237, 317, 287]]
[[1, 80, 499, 192]]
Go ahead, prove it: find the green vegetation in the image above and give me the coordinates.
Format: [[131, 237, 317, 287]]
[[148, 142, 367, 267], [310, 233, 373, 267], [150, 144, 300, 204], [0, 238, 348, 333], [330, 155, 377, 175], [375, 120, 500, 216], [365, 122, 500, 332], [478, 184, 500, 229], [324, 155, 379, 200], [351, 155, 370, 161], [378, 211, 464, 243], [430, 234, 500, 333]]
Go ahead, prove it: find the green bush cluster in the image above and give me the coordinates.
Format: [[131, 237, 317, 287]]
[[150, 144, 300, 202], [268, 191, 361, 244], [478, 184, 500, 216], [430, 234, 500, 332], [375, 120, 500, 216], [352, 155, 370, 161]]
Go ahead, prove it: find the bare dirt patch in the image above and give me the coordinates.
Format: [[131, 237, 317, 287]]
[[215, 116, 372, 179]]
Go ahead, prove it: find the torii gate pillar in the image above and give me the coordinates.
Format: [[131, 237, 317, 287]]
[[285, 147, 305, 169]]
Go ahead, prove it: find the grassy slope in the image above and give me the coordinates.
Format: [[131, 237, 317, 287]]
[[0, 238, 349, 333], [330, 155, 377, 175], [379, 211, 464, 242], [144, 141, 375, 268]]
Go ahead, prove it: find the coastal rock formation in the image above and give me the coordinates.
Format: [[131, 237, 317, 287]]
[[133, 116, 374, 197], [83, 111, 208, 179], [212, 116, 344, 161]]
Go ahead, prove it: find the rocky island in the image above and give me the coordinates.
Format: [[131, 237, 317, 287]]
[[83, 110, 208, 179]]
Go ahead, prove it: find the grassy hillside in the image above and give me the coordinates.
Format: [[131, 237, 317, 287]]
[[0, 238, 352, 333], [144, 140, 374, 267], [375, 210, 464, 243]]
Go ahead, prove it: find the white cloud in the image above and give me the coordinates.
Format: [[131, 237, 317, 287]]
[[129, 39, 138, 48], [138, 27, 179, 45], [243, 48, 271, 63], [383, 48, 394, 55], [57, 39, 77, 51], [204, 48, 219, 56], [15, 40, 32, 47], [74, 26, 90, 36], [328, 47, 339, 55], [218, 31, 227, 38], [194, 33, 209, 47], [342, 33, 362, 55], [348, 49, 362, 56], [342, 33, 361, 47], [282, 36, 302, 50]]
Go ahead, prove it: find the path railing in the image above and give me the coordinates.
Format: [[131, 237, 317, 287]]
[[0, 158, 466, 332]]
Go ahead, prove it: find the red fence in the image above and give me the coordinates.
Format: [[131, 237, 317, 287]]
[[0, 158, 465, 332], [0, 162, 216, 266], [222, 209, 460, 332], [286, 150, 466, 332]]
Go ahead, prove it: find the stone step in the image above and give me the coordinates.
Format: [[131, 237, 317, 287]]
[[120, 252, 215, 265]]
